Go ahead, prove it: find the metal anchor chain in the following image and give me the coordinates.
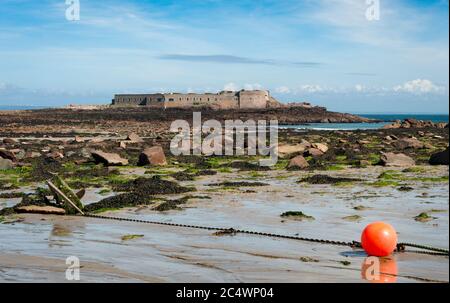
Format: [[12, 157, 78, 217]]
[[83, 213, 448, 256]]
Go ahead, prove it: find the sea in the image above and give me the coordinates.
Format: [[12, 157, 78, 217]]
[[0, 106, 448, 130], [281, 114, 449, 131]]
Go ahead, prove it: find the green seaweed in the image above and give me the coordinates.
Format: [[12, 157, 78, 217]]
[[281, 211, 315, 221]]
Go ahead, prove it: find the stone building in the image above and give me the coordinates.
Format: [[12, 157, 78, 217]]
[[112, 90, 277, 109]]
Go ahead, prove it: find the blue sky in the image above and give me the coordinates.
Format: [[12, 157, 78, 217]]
[[0, 0, 448, 113]]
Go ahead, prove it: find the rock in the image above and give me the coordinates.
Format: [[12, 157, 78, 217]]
[[10, 149, 26, 160], [380, 152, 415, 167], [436, 122, 448, 129], [392, 138, 424, 150], [278, 144, 307, 158], [300, 139, 311, 148], [92, 150, 129, 166], [382, 120, 402, 129], [0, 149, 16, 162], [422, 143, 435, 149], [304, 148, 324, 158], [24, 151, 41, 159], [358, 160, 371, 167], [311, 143, 329, 153], [73, 136, 84, 143], [79, 148, 91, 158], [65, 151, 76, 157], [383, 119, 441, 129], [15, 205, 66, 215], [287, 155, 309, 170], [429, 147, 449, 165], [357, 140, 371, 145], [90, 137, 105, 144], [46, 151, 64, 160], [119, 141, 127, 149], [0, 158, 14, 170], [138, 146, 167, 166], [2, 138, 18, 144], [126, 133, 143, 143], [384, 136, 394, 141]]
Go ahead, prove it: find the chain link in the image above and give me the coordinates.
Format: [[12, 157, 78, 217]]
[[84, 213, 448, 256]]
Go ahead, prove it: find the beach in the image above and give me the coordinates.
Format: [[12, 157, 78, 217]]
[[0, 108, 449, 283]]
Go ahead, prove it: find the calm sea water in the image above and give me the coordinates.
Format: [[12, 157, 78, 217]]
[[360, 114, 449, 123], [282, 114, 449, 131]]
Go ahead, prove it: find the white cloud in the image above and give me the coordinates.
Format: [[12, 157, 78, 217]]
[[223, 83, 264, 91], [275, 86, 291, 94], [244, 83, 263, 90], [393, 79, 445, 94], [272, 80, 448, 96], [298, 85, 324, 93], [223, 82, 239, 91], [355, 84, 365, 92]]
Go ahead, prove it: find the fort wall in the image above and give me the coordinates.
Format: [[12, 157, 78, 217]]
[[112, 90, 275, 109]]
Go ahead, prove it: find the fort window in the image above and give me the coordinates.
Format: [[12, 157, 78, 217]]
[[169, 98, 174, 102]]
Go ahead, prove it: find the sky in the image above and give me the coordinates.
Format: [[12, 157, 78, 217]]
[[0, 0, 448, 114]]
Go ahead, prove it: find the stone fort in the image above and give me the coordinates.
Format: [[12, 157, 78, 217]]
[[112, 90, 281, 109]]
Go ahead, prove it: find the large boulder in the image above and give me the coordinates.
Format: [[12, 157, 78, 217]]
[[278, 144, 307, 158], [382, 120, 402, 129], [312, 143, 329, 153], [304, 148, 324, 158], [380, 152, 415, 167], [0, 158, 14, 170], [287, 155, 309, 170], [91, 150, 129, 166], [138, 146, 167, 166], [429, 147, 449, 165], [392, 138, 424, 150]]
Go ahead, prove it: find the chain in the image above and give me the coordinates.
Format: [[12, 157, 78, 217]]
[[397, 242, 449, 255], [83, 213, 448, 256]]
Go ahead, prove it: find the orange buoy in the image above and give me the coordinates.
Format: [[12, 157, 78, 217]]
[[361, 222, 398, 257]]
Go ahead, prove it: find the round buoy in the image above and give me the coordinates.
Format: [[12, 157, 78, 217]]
[[361, 222, 398, 257]]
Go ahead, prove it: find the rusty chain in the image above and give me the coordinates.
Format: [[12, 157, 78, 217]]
[[83, 213, 449, 256]]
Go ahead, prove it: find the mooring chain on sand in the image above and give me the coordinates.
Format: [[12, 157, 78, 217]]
[[83, 213, 449, 256], [396, 243, 449, 255]]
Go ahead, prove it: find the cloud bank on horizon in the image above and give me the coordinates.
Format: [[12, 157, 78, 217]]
[[0, 0, 448, 113]]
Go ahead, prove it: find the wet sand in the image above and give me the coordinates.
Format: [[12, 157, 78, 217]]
[[1, 166, 448, 283]]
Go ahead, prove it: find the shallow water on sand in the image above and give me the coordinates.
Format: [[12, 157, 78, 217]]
[[0, 166, 448, 282]]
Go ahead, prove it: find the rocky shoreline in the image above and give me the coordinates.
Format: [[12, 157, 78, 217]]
[[1, 108, 448, 214], [0, 107, 449, 282]]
